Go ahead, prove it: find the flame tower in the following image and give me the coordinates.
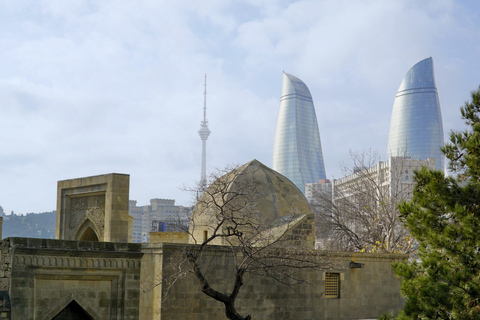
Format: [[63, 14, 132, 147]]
[[387, 57, 444, 171], [273, 72, 326, 194], [198, 74, 211, 186]]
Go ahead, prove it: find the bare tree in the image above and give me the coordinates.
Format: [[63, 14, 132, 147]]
[[179, 161, 335, 320], [313, 150, 432, 254]]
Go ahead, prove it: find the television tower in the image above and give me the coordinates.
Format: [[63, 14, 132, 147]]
[[198, 74, 211, 189]]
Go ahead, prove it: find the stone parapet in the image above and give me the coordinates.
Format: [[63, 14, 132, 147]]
[[5, 237, 141, 254], [149, 232, 189, 244]]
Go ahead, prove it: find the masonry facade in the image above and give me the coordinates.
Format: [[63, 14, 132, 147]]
[[141, 243, 406, 320], [0, 171, 407, 319], [0, 238, 143, 319]]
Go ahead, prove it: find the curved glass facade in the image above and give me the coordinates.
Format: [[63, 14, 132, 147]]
[[387, 57, 444, 171], [273, 72, 326, 194]]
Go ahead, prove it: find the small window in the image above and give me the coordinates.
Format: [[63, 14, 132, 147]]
[[325, 273, 340, 298], [203, 230, 208, 242]]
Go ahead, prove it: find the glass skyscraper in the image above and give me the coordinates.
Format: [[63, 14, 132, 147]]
[[273, 72, 326, 194], [387, 57, 444, 171]]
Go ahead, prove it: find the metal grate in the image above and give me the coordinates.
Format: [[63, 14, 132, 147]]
[[325, 273, 339, 298]]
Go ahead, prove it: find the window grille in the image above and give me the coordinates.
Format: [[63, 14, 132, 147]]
[[325, 273, 340, 298]]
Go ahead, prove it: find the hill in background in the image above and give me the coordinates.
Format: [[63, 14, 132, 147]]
[[1, 211, 56, 239]]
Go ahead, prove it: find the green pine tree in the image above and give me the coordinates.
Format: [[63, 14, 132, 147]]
[[393, 85, 480, 319]]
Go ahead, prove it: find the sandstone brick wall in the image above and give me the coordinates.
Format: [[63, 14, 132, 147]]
[[0, 241, 12, 292], [149, 232, 189, 244], [2, 237, 143, 320], [279, 214, 316, 248], [141, 243, 406, 320], [139, 244, 164, 320], [0, 240, 12, 320]]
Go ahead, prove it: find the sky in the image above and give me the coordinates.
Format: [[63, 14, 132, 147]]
[[1, 0, 480, 214]]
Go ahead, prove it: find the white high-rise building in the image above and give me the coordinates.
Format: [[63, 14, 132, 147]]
[[333, 157, 435, 206], [316, 156, 436, 251], [305, 179, 332, 206]]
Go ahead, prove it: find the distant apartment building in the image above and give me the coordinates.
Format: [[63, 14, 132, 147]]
[[315, 156, 436, 251], [129, 200, 148, 243], [332, 157, 435, 206], [305, 179, 332, 206], [305, 179, 333, 248], [129, 198, 191, 243]]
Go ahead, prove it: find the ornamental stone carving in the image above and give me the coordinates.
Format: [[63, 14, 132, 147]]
[[13, 255, 141, 269], [69, 195, 105, 240]]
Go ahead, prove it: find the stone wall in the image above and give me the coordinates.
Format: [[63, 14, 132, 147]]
[[140, 243, 406, 320], [2, 237, 143, 320], [0, 240, 12, 320], [276, 214, 316, 249], [139, 243, 163, 320], [149, 232, 189, 244]]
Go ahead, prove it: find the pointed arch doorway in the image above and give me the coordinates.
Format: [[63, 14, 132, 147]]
[[78, 226, 99, 242], [74, 220, 100, 242], [52, 300, 93, 320]]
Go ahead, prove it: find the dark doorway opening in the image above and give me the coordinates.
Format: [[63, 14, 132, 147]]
[[52, 300, 93, 320]]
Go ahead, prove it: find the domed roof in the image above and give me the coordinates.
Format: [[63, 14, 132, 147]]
[[190, 159, 311, 244]]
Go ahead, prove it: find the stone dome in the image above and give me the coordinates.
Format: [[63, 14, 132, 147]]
[[189, 159, 311, 245]]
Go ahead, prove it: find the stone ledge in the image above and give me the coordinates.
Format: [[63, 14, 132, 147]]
[[142, 242, 408, 260], [3, 237, 141, 253]]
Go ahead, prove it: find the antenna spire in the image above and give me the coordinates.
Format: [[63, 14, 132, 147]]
[[203, 74, 207, 122], [198, 74, 211, 190]]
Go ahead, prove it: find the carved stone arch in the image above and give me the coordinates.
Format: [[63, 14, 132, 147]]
[[75, 219, 101, 242]]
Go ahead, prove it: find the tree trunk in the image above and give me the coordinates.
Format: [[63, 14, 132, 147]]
[[187, 252, 252, 320]]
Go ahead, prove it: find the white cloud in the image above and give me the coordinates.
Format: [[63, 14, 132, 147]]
[[0, 0, 479, 213]]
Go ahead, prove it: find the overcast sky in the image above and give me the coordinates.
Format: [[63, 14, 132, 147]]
[[1, 0, 479, 214]]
